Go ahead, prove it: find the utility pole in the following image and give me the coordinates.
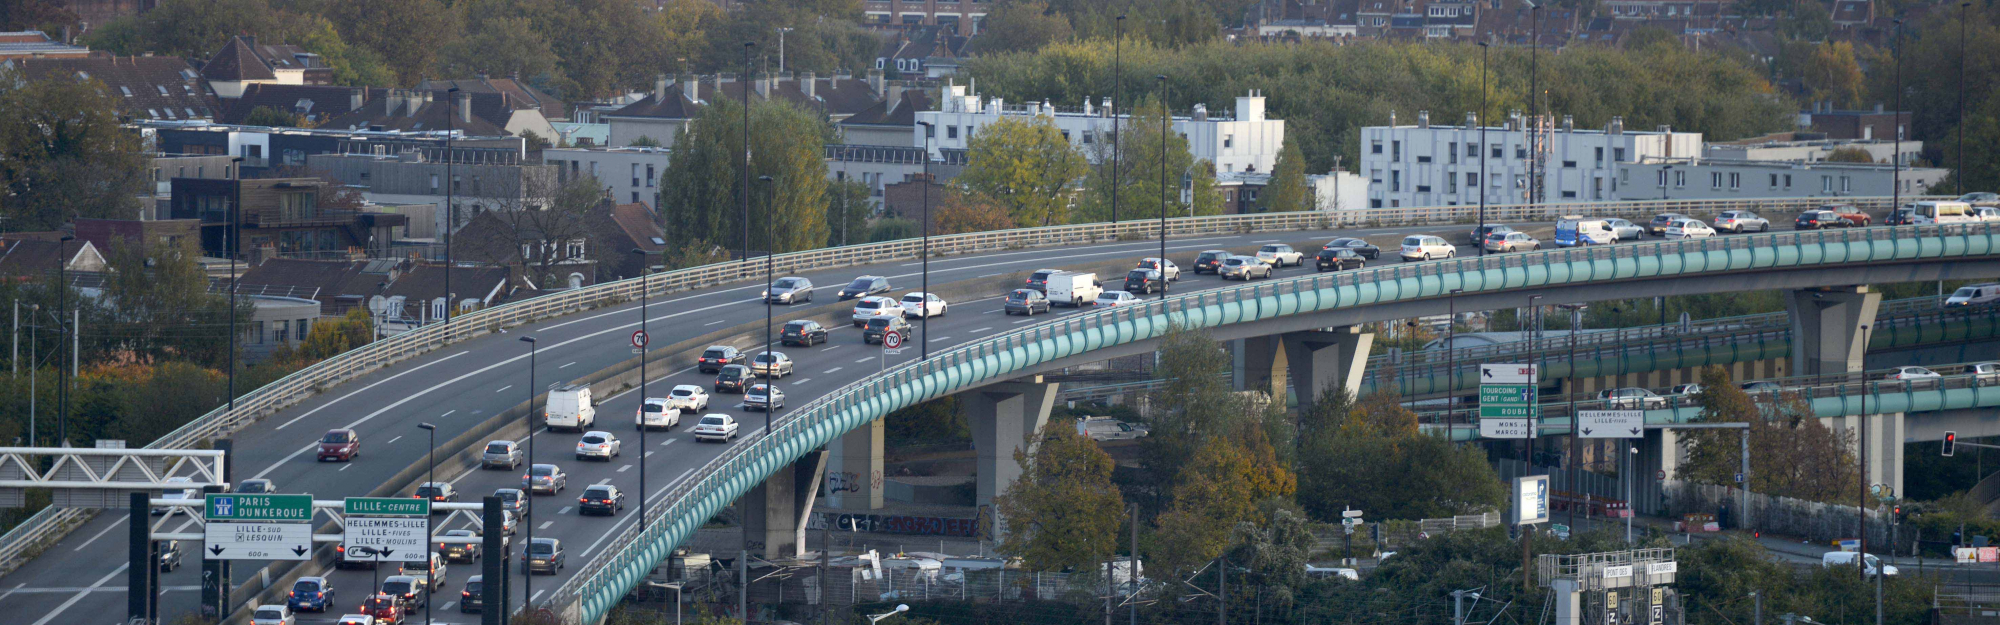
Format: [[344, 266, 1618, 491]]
[[1130, 502, 1139, 625], [1217, 554, 1227, 625], [738, 549, 749, 622]]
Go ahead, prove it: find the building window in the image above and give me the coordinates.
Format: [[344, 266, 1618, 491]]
[[1840, 176, 1851, 192], [1224, 134, 1234, 148], [632, 191, 640, 203], [1515, 147, 1526, 159], [1467, 172, 1479, 187], [1371, 140, 1382, 154], [254, 321, 265, 344], [1391, 141, 1401, 162], [1769, 174, 1778, 188], [924, 124, 935, 138], [1710, 172, 1722, 189], [1657, 170, 1669, 188], [1561, 190, 1577, 198], [1562, 160, 1576, 168], [297, 319, 309, 341], [1784, 174, 1792, 188], [1416, 185, 1431, 193], [565, 239, 585, 260], [430, 174, 439, 194], [1613, 148, 1626, 161], [1448, 148, 1457, 164], [631, 163, 640, 187], [1467, 143, 1478, 158], [275, 320, 290, 343], [1447, 175, 1458, 193], [1822, 176, 1833, 192], [1371, 199, 1383, 208], [1728, 172, 1740, 189], [1674, 171, 1685, 187], [948, 125, 959, 139], [1492, 145, 1503, 158], [1391, 170, 1401, 192], [1417, 155, 1431, 163], [1594, 147, 1603, 164], [646, 164, 655, 186], [1370, 169, 1382, 184], [1082, 131, 1093, 144]]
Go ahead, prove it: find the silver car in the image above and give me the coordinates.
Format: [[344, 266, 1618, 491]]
[[745, 384, 785, 411], [522, 464, 566, 494], [481, 440, 523, 470], [1605, 218, 1644, 241], [749, 351, 793, 378], [764, 277, 814, 304]]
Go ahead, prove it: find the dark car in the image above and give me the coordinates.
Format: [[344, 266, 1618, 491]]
[[460, 575, 485, 613], [1024, 268, 1059, 292], [780, 320, 828, 346], [1315, 248, 1365, 272], [235, 479, 275, 494], [839, 275, 890, 300], [861, 315, 911, 344], [578, 485, 626, 516], [1468, 224, 1514, 245], [158, 540, 183, 571], [1005, 289, 1051, 315], [437, 530, 480, 563], [381, 576, 428, 610], [288, 577, 336, 612], [696, 345, 744, 374], [1795, 210, 1852, 230], [1193, 250, 1230, 274], [317, 429, 359, 462], [1323, 238, 1380, 259], [525, 538, 565, 575], [361, 593, 405, 624], [493, 488, 529, 518], [1124, 269, 1163, 294], [714, 364, 752, 393], [1884, 208, 1918, 226]]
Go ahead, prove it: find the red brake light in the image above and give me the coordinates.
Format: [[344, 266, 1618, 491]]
[[579, 498, 588, 504]]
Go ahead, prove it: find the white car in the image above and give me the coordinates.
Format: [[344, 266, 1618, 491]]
[[1254, 244, 1305, 266], [574, 431, 622, 460], [1882, 366, 1941, 381], [745, 384, 785, 411], [664, 384, 709, 412], [336, 616, 376, 625], [1664, 219, 1715, 239], [1096, 291, 1138, 307], [1399, 235, 1456, 261], [1599, 387, 1666, 410], [155, 476, 198, 515], [900, 292, 948, 318], [850, 296, 900, 327], [692, 414, 739, 443], [1138, 258, 1180, 281], [252, 605, 295, 625], [636, 398, 680, 430], [749, 351, 793, 378]]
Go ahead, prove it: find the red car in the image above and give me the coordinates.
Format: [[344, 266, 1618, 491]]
[[1827, 205, 1872, 226], [318, 428, 360, 462], [361, 593, 404, 624]]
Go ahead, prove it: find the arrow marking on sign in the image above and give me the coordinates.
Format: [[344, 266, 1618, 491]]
[[208, 545, 224, 556], [292, 546, 308, 557]]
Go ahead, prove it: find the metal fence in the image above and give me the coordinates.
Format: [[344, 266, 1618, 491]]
[[553, 219, 2000, 623]]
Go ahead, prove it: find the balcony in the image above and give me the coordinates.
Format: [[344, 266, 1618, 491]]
[[244, 209, 362, 228]]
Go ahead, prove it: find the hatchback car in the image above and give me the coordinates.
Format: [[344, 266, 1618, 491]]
[[745, 384, 785, 411], [1399, 235, 1455, 261], [1024, 268, 1061, 292], [525, 538, 565, 575], [1823, 205, 1872, 226], [1324, 237, 1382, 259], [780, 320, 828, 346], [1795, 210, 1853, 230], [579, 485, 627, 516], [850, 296, 900, 327], [159, 539, 184, 571], [764, 276, 813, 304], [318, 428, 360, 461], [1254, 244, 1305, 266], [1483, 231, 1541, 253], [693, 414, 740, 443], [1959, 191, 2000, 206], [381, 576, 427, 610], [1005, 289, 1051, 315], [437, 529, 481, 563], [288, 577, 337, 612], [714, 364, 753, 392], [1316, 248, 1365, 272], [1664, 219, 1715, 239], [252, 604, 295, 625], [1124, 269, 1165, 294], [1670, 383, 1704, 396], [1096, 290, 1138, 307], [413, 482, 457, 508], [576, 431, 621, 460], [1970, 362, 2000, 382], [1714, 210, 1770, 233], [459, 575, 486, 613], [637, 397, 680, 430], [900, 292, 948, 318], [1605, 218, 1644, 241], [665, 384, 710, 411], [750, 351, 794, 378], [1648, 213, 1691, 236], [862, 315, 912, 344], [493, 488, 529, 518], [1599, 387, 1666, 409], [522, 464, 567, 494], [1221, 256, 1272, 280], [1137, 258, 1180, 281], [839, 275, 891, 300], [1193, 250, 1231, 273], [235, 479, 276, 494], [1883, 366, 1941, 380], [481, 440, 523, 470], [337, 616, 376, 625], [696, 345, 744, 373], [1469, 224, 1515, 245], [360, 594, 404, 624]]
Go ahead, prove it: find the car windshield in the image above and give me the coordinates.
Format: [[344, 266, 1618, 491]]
[[1334, 238, 1360, 246], [485, 443, 510, 454], [256, 609, 285, 619], [702, 348, 728, 359], [753, 353, 780, 363], [1954, 287, 1978, 298], [416, 486, 444, 496], [902, 294, 926, 303], [773, 278, 801, 289], [529, 542, 556, 554], [1485, 233, 1507, 241], [749, 385, 770, 395], [846, 278, 874, 290], [240, 481, 269, 493], [497, 491, 519, 501], [642, 402, 665, 413], [323, 432, 352, 443], [700, 416, 728, 426], [1009, 290, 1030, 301], [1260, 245, 1283, 253], [581, 435, 606, 444], [1030, 271, 1053, 281], [785, 321, 810, 331], [294, 581, 320, 592]]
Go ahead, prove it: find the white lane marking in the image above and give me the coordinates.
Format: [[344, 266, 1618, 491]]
[[855, 357, 872, 363], [558, 506, 572, 514], [971, 327, 992, 333], [30, 563, 126, 625], [617, 464, 632, 473], [643, 451, 654, 458], [559, 361, 577, 369], [386, 436, 402, 445], [0, 585, 201, 594], [820, 345, 840, 352], [442, 601, 457, 611], [494, 385, 513, 394], [1253, 239, 1281, 243], [823, 367, 843, 374], [530, 590, 545, 603], [70, 514, 129, 552], [978, 272, 1002, 278], [706, 319, 727, 326], [595, 478, 612, 485], [538, 521, 553, 529], [274, 352, 468, 430], [795, 378, 812, 385], [0, 583, 23, 601], [932, 336, 951, 342], [1013, 318, 1036, 324], [578, 467, 702, 560], [982, 309, 1000, 314], [660, 439, 676, 447], [441, 410, 456, 418], [340, 465, 351, 471]]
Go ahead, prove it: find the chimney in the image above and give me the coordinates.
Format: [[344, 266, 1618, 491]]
[[1657, 124, 1672, 134], [1101, 96, 1113, 117], [867, 68, 886, 99], [1466, 112, 1478, 127], [387, 90, 411, 118], [1508, 109, 1521, 130], [886, 82, 905, 111], [1389, 110, 1397, 126], [753, 72, 771, 99], [1418, 110, 1430, 128], [1562, 115, 1573, 131], [681, 73, 700, 103], [653, 74, 669, 102], [455, 90, 471, 124], [416, 90, 432, 117], [1609, 116, 1624, 135], [801, 71, 816, 100], [1875, 102, 1885, 113], [350, 87, 363, 112]]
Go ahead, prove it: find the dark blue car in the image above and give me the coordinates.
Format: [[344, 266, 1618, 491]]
[[286, 576, 335, 612]]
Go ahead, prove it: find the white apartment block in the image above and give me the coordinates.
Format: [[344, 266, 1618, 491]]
[[1359, 112, 1702, 208], [1702, 138, 1923, 167], [914, 83, 1286, 176], [543, 146, 673, 208], [1617, 158, 1948, 201]]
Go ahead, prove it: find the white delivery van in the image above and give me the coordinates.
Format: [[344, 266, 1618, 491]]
[[1045, 271, 1101, 307], [1913, 200, 1975, 224], [1554, 216, 1616, 247], [1946, 283, 2000, 307], [1822, 551, 1897, 577], [544, 384, 595, 432]]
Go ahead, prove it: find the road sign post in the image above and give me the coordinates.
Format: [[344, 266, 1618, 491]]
[[343, 497, 431, 564]]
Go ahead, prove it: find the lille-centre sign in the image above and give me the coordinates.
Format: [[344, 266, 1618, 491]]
[[344, 497, 430, 516]]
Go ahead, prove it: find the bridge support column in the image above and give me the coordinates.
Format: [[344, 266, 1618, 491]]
[[1825, 412, 1906, 498], [1787, 286, 1882, 376], [1232, 336, 1285, 400], [829, 418, 884, 510], [1282, 327, 1375, 404], [1633, 428, 1680, 517], [968, 377, 1059, 535], [742, 449, 828, 559]]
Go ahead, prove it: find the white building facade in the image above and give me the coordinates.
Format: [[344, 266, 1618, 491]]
[[1617, 158, 1948, 201], [914, 84, 1286, 176], [1359, 113, 1702, 208], [543, 146, 673, 208]]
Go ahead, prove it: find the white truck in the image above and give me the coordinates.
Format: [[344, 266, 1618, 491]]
[[544, 384, 595, 432], [1044, 271, 1101, 307]]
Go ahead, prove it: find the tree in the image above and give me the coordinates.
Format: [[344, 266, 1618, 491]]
[[658, 98, 831, 255], [1679, 366, 1860, 503], [0, 69, 149, 230], [1257, 138, 1312, 213], [1824, 147, 1876, 163], [82, 0, 279, 58], [1074, 97, 1223, 222], [1142, 325, 1252, 483], [1223, 508, 1319, 608], [0, 0, 76, 32], [463, 171, 605, 288], [98, 237, 252, 369], [1296, 387, 1504, 522], [959, 115, 1086, 227], [992, 420, 1124, 572], [970, 0, 1074, 55], [289, 14, 397, 88], [325, 0, 459, 86], [436, 16, 562, 89], [823, 178, 871, 248], [1796, 41, 1865, 108], [242, 105, 305, 128], [932, 189, 1017, 235]]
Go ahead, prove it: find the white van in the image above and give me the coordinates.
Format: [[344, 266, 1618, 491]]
[[1555, 216, 1615, 247], [1045, 271, 1101, 307], [544, 384, 595, 432], [1822, 551, 1897, 577], [1913, 200, 1975, 224], [1946, 283, 2000, 307]]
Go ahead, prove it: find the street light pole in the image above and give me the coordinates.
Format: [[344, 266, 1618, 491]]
[[1859, 323, 1873, 576], [758, 175, 776, 436], [1959, 2, 1971, 195], [418, 422, 437, 625], [1477, 41, 1489, 256], [1562, 303, 1587, 529], [1113, 15, 1125, 226], [445, 87, 458, 331], [916, 122, 935, 358], [56, 233, 72, 445], [1448, 288, 1463, 415], [632, 248, 651, 526], [518, 335, 537, 614], [1157, 75, 1169, 301], [741, 41, 755, 265], [1893, 19, 1905, 215]]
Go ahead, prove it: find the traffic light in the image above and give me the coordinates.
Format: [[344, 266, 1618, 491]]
[[1945, 431, 1958, 457]]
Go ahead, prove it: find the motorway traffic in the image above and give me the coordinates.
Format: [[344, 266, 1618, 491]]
[[0, 208, 1875, 624]]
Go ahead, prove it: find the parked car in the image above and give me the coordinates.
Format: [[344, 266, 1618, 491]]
[[1399, 235, 1456, 261], [839, 275, 890, 300], [522, 464, 567, 494], [235, 479, 276, 494], [1323, 237, 1381, 259], [159, 539, 184, 571], [1193, 250, 1231, 273], [850, 296, 901, 327], [1713, 210, 1770, 233], [900, 292, 948, 318], [437, 529, 481, 563], [288, 577, 337, 612], [1123, 268, 1165, 294], [381, 576, 428, 610], [1823, 204, 1872, 226], [413, 482, 458, 508], [1220, 256, 1272, 280], [525, 538, 565, 575], [745, 384, 785, 411], [692, 414, 740, 443], [780, 320, 828, 346], [714, 364, 753, 392], [1315, 248, 1365, 271], [481, 440, 523, 470], [1483, 231, 1541, 253], [1096, 291, 1138, 307], [664, 385, 710, 412], [575, 431, 622, 460], [252, 604, 296, 625], [763, 276, 814, 304], [1254, 244, 1305, 266], [1005, 289, 1052, 315], [637, 397, 680, 431], [749, 351, 793, 378], [360, 594, 404, 624], [1647, 213, 1691, 236], [1468, 224, 1515, 245], [1605, 218, 1645, 241], [1599, 387, 1666, 409], [578, 485, 626, 516], [1945, 283, 2000, 307], [1882, 366, 1941, 381], [1663, 219, 1715, 239], [1794, 210, 1854, 230], [318, 428, 360, 462], [861, 315, 911, 344], [696, 345, 744, 373], [1137, 258, 1180, 281], [1024, 269, 1060, 292], [460, 576, 486, 613]]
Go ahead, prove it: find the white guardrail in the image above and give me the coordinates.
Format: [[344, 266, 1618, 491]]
[[0, 195, 1940, 573]]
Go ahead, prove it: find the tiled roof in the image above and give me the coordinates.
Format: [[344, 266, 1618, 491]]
[[607, 202, 666, 253], [0, 30, 90, 59], [6, 55, 221, 121], [605, 91, 701, 121], [418, 77, 565, 122], [381, 263, 511, 306], [203, 36, 327, 82], [220, 84, 378, 125], [837, 89, 931, 127], [0, 238, 91, 277]]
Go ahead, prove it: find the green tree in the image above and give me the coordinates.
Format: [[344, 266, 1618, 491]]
[[1824, 146, 1877, 163], [1222, 508, 1319, 608], [0, 69, 149, 230], [99, 237, 253, 369], [289, 14, 397, 87], [1256, 138, 1312, 213], [992, 420, 1124, 572], [1141, 325, 1250, 483], [435, 16, 561, 86], [959, 115, 1086, 227], [1296, 387, 1504, 522], [823, 178, 871, 248], [1075, 97, 1222, 222], [326, 0, 459, 86], [932, 188, 1018, 235], [1678, 366, 1861, 503], [970, 0, 1075, 55], [241, 105, 304, 128], [658, 98, 831, 254], [82, 0, 279, 58]]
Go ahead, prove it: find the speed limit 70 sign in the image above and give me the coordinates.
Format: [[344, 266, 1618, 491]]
[[882, 330, 903, 349]]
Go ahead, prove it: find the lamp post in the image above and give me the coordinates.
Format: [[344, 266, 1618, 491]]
[[1477, 41, 1489, 256], [417, 422, 437, 625], [1529, 1, 1542, 207], [1858, 323, 1873, 576], [1959, 2, 1971, 195], [868, 604, 910, 623], [741, 41, 755, 264], [445, 87, 458, 331], [517, 335, 537, 614], [55, 233, 71, 445], [916, 122, 935, 358], [1448, 288, 1463, 416], [757, 175, 776, 436], [1113, 14, 1125, 226], [1561, 302, 1588, 529], [1892, 18, 1905, 215], [1157, 75, 1170, 300], [631, 248, 652, 525]]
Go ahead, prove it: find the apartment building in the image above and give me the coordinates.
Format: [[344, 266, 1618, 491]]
[[1617, 158, 1947, 201], [915, 84, 1286, 176], [544, 146, 673, 208], [1359, 112, 1700, 208]]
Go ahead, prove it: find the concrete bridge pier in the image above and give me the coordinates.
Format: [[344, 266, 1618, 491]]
[[741, 449, 829, 559], [1632, 428, 1680, 517], [1825, 412, 1907, 498], [967, 376, 1060, 536], [1788, 286, 1882, 376], [1233, 327, 1375, 404], [829, 418, 884, 510], [1232, 335, 1285, 399]]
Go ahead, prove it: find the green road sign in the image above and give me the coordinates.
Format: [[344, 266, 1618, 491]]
[[345, 497, 429, 516], [204, 494, 312, 521], [1479, 383, 1537, 419]]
